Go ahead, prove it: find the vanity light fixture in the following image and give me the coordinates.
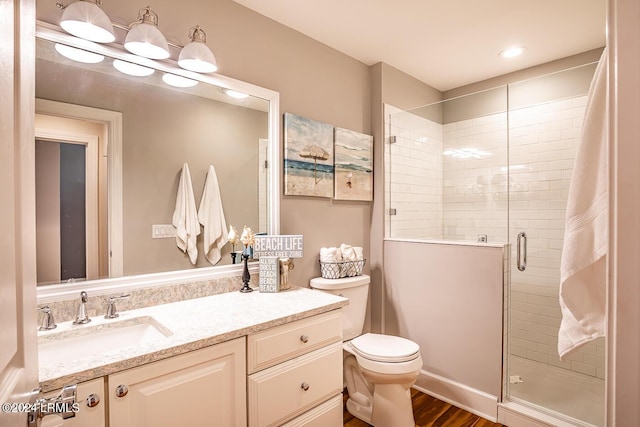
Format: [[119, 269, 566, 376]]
[[223, 88, 249, 99], [162, 73, 198, 88], [499, 46, 526, 59], [112, 59, 155, 77], [58, 0, 115, 43], [124, 6, 170, 60], [54, 43, 105, 63], [178, 26, 218, 73]]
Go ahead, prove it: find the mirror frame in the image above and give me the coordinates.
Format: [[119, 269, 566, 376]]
[[35, 21, 280, 304]]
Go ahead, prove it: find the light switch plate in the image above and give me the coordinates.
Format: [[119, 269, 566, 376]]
[[152, 224, 176, 239]]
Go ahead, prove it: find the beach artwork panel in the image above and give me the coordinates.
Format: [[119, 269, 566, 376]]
[[334, 127, 373, 201], [284, 113, 334, 197]]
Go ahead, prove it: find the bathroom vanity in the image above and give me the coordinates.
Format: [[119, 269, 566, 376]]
[[38, 287, 347, 427]]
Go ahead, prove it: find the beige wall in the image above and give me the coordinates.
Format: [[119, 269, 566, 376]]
[[384, 240, 505, 419], [369, 63, 442, 332]]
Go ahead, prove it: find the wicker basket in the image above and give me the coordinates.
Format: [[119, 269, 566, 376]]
[[319, 259, 366, 279]]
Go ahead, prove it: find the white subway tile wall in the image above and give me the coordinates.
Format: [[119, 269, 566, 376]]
[[386, 104, 443, 240], [507, 96, 605, 379], [384, 95, 604, 379]]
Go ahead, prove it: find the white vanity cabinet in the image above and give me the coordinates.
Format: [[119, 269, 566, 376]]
[[41, 378, 106, 427], [107, 337, 246, 427], [247, 310, 343, 427]]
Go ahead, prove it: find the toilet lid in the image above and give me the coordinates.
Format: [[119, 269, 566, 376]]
[[350, 333, 420, 363]]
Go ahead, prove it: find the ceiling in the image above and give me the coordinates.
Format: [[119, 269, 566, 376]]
[[232, 0, 606, 92]]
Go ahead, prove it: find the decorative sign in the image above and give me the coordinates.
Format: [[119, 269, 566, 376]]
[[258, 257, 280, 293], [254, 235, 304, 258]]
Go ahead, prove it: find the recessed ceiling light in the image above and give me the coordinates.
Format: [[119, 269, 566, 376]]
[[499, 46, 526, 59]]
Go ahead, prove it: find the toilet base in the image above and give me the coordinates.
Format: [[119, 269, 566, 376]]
[[344, 354, 419, 427], [345, 382, 416, 427]]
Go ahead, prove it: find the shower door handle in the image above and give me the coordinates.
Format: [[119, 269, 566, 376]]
[[517, 231, 527, 271]]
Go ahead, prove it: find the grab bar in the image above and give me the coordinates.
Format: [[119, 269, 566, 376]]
[[517, 231, 527, 271]]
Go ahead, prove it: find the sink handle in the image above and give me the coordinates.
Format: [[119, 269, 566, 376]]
[[37, 305, 57, 331], [105, 294, 131, 319]]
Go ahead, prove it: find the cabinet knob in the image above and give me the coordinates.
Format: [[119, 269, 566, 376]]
[[300, 335, 309, 343], [115, 384, 128, 398], [86, 393, 100, 408], [300, 382, 310, 391]]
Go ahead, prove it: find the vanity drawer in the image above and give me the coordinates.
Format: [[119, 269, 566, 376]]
[[247, 341, 343, 427], [247, 310, 342, 374], [280, 394, 343, 427]]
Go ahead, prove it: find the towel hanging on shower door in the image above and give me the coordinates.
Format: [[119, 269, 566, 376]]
[[557, 48, 608, 360]]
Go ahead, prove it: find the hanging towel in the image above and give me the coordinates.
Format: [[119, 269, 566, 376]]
[[558, 49, 608, 360], [198, 165, 228, 265], [172, 163, 200, 265]]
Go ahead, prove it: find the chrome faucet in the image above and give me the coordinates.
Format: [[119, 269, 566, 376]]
[[37, 306, 57, 331], [72, 291, 91, 325], [105, 294, 131, 319]]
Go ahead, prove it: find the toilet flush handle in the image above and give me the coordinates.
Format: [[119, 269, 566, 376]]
[[300, 335, 309, 343]]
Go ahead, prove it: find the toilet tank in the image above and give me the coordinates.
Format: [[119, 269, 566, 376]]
[[309, 274, 370, 341]]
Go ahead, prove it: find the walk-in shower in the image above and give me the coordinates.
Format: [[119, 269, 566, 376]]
[[385, 61, 604, 426]]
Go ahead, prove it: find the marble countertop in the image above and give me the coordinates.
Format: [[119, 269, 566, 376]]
[[38, 286, 348, 392]]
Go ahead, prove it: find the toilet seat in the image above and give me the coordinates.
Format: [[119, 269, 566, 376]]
[[350, 333, 420, 363]]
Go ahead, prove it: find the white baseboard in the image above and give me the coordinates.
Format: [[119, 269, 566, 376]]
[[413, 369, 498, 422]]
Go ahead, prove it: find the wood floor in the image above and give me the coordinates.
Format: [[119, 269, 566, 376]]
[[343, 388, 506, 427]]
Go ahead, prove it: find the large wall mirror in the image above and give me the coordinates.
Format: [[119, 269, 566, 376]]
[[35, 22, 280, 300]]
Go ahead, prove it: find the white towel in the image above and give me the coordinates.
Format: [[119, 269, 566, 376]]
[[557, 49, 608, 360], [198, 165, 228, 265], [320, 247, 342, 263], [340, 243, 357, 261], [172, 163, 200, 265]]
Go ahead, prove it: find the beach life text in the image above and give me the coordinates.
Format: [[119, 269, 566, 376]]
[[254, 235, 304, 258]]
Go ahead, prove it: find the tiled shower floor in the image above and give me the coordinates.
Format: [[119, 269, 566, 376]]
[[508, 356, 604, 427]]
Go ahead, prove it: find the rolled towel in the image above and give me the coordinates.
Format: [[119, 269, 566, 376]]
[[320, 247, 342, 263], [339, 244, 358, 277], [353, 246, 364, 275], [340, 243, 357, 261]]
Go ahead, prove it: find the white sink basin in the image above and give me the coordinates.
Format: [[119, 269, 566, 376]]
[[38, 316, 173, 366]]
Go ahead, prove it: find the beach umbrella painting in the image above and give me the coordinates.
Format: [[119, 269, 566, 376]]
[[299, 144, 330, 183], [284, 112, 334, 198]]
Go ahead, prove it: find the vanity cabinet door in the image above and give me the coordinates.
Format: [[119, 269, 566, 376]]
[[247, 342, 343, 427], [108, 338, 246, 427], [41, 378, 105, 427]]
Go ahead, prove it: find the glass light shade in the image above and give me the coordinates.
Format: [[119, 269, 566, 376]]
[[55, 43, 105, 63], [162, 73, 198, 88], [60, 1, 115, 43], [178, 42, 218, 73], [113, 59, 155, 77], [124, 23, 170, 59], [223, 89, 249, 99]]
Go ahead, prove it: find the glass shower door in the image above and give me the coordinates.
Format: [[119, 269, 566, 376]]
[[505, 65, 605, 426]]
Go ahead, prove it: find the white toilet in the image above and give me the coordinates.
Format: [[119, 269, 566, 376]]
[[310, 274, 423, 427]]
